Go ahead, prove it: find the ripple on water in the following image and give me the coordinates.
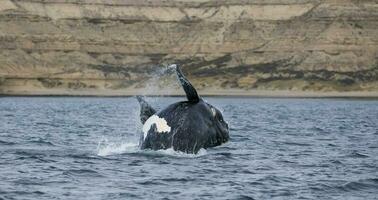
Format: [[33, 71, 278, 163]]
[[0, 139, 16, 145], [337, 178, 378, 192], [346, 151, 370, 158], [62, 169, 105, 178], [28, 138, 55, 146]]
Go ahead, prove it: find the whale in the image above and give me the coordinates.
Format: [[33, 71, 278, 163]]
[[136, 65, 229, 154]]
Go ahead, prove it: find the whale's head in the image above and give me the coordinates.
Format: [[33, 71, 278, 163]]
[[199, 99, 229, 146]]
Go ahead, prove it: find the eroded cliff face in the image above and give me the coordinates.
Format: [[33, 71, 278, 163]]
[[0, 0, 377, 95]]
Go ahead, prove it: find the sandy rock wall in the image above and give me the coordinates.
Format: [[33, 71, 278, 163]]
[[0, 0, 377, 94]]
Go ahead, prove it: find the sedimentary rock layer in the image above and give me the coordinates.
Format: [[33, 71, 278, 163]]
[[0, 0, 377, 95]]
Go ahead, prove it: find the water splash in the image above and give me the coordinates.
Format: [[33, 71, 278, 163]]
[[96, 138, 139, 156], [97, 139, 207, 157], [96, 133, 207, 157], [141, 64, 180, 98]]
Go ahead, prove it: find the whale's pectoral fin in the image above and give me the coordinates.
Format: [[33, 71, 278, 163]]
[[175, 65, 200, 102], [136, 96, 156, 124]]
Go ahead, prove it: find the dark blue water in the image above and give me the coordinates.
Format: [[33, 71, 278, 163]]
[[1, 97, 377, 200]]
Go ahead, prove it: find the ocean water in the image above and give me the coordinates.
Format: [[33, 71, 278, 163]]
[[0, 97, 377, 200]]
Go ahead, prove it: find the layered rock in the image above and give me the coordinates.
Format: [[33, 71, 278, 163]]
[[0, 0, 377, 95]]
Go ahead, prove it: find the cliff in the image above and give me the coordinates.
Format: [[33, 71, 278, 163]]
[[0, 0, 377, 96]]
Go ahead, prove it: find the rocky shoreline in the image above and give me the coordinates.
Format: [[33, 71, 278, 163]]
[[2, 88, 378, 98], [0, 0, 377, 95]]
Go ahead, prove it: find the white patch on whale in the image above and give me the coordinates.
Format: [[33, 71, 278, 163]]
[[142, 115, 171, 140], [211, 107, 216, 117]]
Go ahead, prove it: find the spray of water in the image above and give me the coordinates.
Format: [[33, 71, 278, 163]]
[[97, 137, 139, 156], [140, 64, 180, 107]]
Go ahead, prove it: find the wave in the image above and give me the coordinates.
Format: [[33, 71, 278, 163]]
[[0, 139, 16, 145], [282, 141, 312, 146], [28, 138, 55, 146], [310, 178, 378, 194], [338, 178, 378, 192], [346, 151, 369, 158], [63, 169, 104, 177], [68, 153, 101, 160]]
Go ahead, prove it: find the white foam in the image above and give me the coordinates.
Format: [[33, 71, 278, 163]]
[[96, 138, 207, 158], [97, 141, 139, 156], [153, 148, 207, 158], [142, 115, 171, 140]]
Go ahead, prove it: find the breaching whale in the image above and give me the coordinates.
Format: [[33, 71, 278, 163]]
[[136, 65, 229, 154]]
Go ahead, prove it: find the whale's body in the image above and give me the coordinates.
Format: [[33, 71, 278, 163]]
[[137, 65, 229, 154]]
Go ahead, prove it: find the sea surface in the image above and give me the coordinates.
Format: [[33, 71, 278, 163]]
[[0, 97, 377, 200]]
